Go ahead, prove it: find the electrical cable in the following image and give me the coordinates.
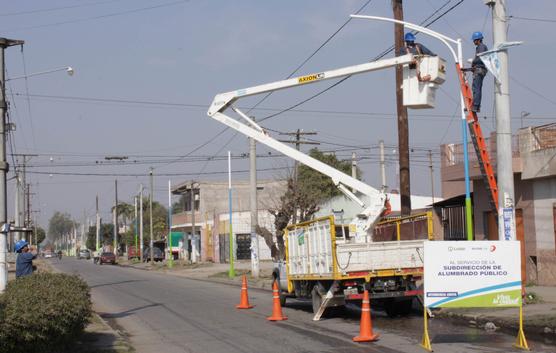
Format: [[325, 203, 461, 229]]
[[0, 0, 128, 17], [3, 0, 188, 32], [20, 46, 37, 149], [258, 0, 466, 124], [508, 15, 556, 23]]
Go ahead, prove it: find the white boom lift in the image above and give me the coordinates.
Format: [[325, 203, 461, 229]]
[[208, 53, 445, 241]]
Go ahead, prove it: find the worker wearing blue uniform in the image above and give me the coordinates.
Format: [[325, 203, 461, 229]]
[[15, 240, 37, 278], [399, 33, 435, 56], [470, 31, 488, 112]]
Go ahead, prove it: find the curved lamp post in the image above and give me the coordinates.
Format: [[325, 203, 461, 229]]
[[351, 15, 473, 241]]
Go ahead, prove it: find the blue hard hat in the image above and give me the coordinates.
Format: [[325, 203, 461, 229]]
[[15, 240, 29, 253], [404, 33, 415, 42], [472, 31, 484, 41]]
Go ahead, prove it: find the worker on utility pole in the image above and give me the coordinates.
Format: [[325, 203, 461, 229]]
[[469, 31, 488, 113]]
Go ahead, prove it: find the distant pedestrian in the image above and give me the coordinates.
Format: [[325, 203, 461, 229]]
[[470, 31, 488, 112], [15, 240, 37, 278]]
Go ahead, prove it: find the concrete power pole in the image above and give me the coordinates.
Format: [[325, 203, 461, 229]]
[[139, 184, 144, 259], [392, 0, 412, 216], [278, 130, 319, 224], [149, 168, 154, 263], [429, 150, 435, 204], [190, 181, 196, 263], [379, 140, 387, 192], [95, 195, 100, 251], [14, 173, 22, 243], [0, 37, 24, 293], [249, 133, 260, 278], [351, 152, 357, 193], [113, 179, 118, 254], [488, 0, 516, 241]]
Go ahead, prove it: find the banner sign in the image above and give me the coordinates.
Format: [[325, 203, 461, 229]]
[[424, 241, 521, 308]]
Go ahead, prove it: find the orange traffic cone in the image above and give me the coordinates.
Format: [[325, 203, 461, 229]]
[[267, 280, 287, 321], [353, 289, 379, 342], [236, 275, 254, 309]]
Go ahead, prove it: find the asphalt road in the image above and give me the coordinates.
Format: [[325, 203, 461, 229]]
[[52, 258, 554, 353]]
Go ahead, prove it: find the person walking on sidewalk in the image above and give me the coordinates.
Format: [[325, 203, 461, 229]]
[[15, 240, 37, 278], [470, 31, 488, 112]]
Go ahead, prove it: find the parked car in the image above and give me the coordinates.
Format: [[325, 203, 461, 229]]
[[142, 247, 164, 262], [43, 250, 54, 258], [99, 252, 116, 265], [77, 249, 91, 260]]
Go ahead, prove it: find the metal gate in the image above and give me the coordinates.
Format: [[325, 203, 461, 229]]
[[236, 233, 251, 260], [441, 206, 466, 240]]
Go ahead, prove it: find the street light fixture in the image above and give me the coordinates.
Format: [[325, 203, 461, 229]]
[[520, 111, 530, 129], [6, 66, 74, 81]]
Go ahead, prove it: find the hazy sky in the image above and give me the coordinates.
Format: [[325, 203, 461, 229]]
[[2, 0, 554, 228]]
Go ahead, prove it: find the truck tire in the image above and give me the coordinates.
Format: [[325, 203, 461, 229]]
[[384, 298, 413, 317], [311, 286, 323, 314]]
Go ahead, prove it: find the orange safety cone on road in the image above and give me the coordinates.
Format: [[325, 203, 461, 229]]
[[267, 280, 287, 321], [353, 289, 379, 342], [236, 275, 254, 309]]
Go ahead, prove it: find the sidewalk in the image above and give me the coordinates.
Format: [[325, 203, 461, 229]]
[[435, 286, 556, 342]]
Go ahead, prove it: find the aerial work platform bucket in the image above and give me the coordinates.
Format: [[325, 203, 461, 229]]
[[403, 56, 446, 109]]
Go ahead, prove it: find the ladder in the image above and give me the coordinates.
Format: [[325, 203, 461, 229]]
[[456, 64, 499, 213]]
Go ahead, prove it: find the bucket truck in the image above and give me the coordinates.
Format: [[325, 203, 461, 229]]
[[208, 53, 446, 319]]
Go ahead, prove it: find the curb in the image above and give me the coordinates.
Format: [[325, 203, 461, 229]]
[[436, 309, 556, 343]]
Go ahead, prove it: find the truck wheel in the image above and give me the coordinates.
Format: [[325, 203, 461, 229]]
[[311, 286, 323, 314], [396, 298, 413, 316], [279, 292, 287, 307]]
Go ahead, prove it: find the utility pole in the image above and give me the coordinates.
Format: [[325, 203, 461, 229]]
[[379, 140, 387, 192], [278, 130, 319, 223], [351, 152, 357, 193], [13, 173, 22, 243], [26, 183, 32, 233], [134, 195, 138, 256], [190, 181, 196, 263], [249, 132, 260, 278], [0, 37, 24, 293], [429, 150, 435, 204], [149, 168, 154, 264], [139, 184, 144, 259], [392, 0, 412, 216], [95, 195, 100, 251], [488, 0, 516, 241], [113, 179, 118, 254]]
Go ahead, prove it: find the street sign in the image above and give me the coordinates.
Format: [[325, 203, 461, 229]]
[[424, 241, 521, 308]]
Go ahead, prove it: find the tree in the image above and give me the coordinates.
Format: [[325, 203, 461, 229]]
[[48, 212, 76, 241], [259, 148, 360, 259], [35, 226, 46, 244], [112, 202, 134, 232], [120, 200, 168, 247], [86, 223, 114, 250]]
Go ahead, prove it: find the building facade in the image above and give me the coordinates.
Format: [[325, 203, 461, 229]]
[[171, 179, 287, 262], [441, 123, 556, 285]]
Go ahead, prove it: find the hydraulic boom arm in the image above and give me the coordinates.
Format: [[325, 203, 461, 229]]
[[208, 54, 415, 240]]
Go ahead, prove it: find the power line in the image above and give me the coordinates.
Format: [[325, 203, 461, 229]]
[[26, 167, 286, 177], [3, 0, 188, 32], [508, 15, 556, 23], [258, 0, 466, 124], [0, 0, 128, 17]]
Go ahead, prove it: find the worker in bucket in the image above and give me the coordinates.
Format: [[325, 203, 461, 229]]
[[400, 33, 435, 81], [400, 33, 435, 56], [15, 240, 37, 278], [469, 31, 488, 112]]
